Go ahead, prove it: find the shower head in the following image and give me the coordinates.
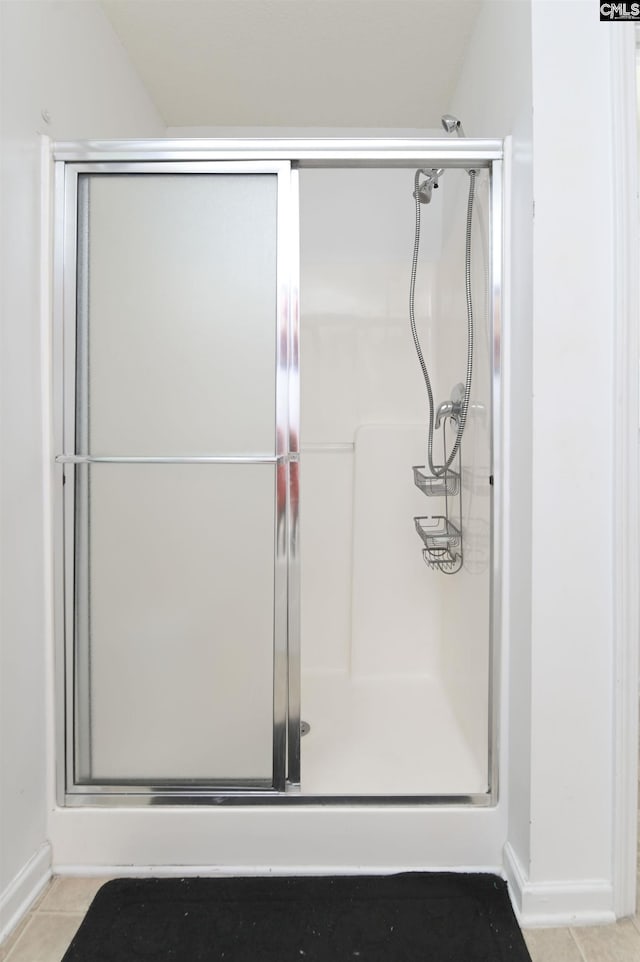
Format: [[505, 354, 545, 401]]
[[441, 114, 466, 138], [413, 167, 443, 204]]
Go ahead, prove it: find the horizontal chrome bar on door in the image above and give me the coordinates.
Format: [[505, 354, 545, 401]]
[[55, 454, 299, 465]]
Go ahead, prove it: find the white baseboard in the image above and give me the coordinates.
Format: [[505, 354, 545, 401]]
[[503, 842, 615, 928], [0, 843, 52, 943]]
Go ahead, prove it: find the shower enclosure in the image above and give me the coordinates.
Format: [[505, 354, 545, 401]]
[[52, 138, 502, 805]]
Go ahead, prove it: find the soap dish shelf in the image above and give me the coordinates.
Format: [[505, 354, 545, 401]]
[[421, 549, 460, 572], [414, 516, 462, 569], [412, 465, 459, 497]]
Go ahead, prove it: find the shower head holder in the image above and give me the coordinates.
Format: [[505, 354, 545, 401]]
[[441, 114, 466, 138], [413, 168, 442, 204]]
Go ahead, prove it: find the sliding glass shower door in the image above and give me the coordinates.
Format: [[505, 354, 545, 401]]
[[56, 162, 298, 796]]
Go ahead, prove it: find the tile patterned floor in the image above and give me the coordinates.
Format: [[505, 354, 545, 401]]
[[2, 869, 640, 961]]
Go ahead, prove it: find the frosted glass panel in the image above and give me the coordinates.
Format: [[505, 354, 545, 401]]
[[78, 173, 277, 456], [75, 463, 275, 783]]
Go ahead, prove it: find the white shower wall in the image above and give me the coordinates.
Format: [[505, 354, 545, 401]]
[[298, 167, 492, 795], [299, 168, 442, 683]]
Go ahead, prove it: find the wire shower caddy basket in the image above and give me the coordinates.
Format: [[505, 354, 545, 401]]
[[412, 419, 463, 574]]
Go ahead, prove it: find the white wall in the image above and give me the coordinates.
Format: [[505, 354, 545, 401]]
[[0, 0, 163, 938], [104, 0, 482, 129], [454, 0, 629, 925], [526, 0, 615, 912], [450, 0, 534, 896]]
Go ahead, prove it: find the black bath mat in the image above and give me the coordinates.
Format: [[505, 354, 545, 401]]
[[62, 874, 531, 962]]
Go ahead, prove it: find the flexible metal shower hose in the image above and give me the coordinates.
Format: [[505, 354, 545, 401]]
[[409, 169, 476, 475]]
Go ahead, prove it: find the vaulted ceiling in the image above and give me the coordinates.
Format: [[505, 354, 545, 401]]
[[101, 1, 482, 129]]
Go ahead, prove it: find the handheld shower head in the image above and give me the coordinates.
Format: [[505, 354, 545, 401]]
[[441, 114, 466, 138], [413, 168, 443, 204]]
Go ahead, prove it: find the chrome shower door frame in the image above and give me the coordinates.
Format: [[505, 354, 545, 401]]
[[53, 159, 301, 803], [53, 139, 503, 807]]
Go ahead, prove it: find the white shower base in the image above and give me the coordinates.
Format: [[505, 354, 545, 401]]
[[300, 671, 488, 796]]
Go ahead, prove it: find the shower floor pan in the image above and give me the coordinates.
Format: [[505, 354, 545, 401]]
[[300, 672, 488, 797]]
